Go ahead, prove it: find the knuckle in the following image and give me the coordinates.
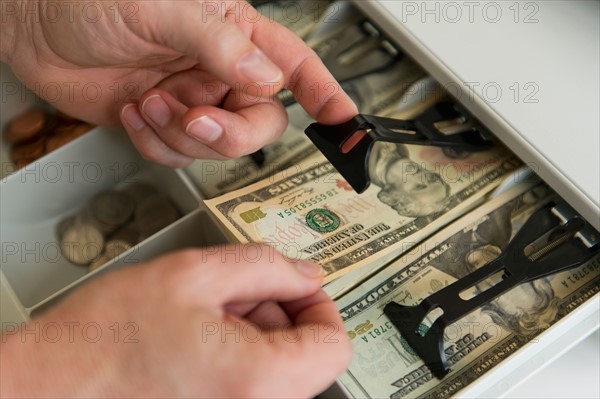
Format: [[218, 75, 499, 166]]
[[139, 149, 162, 164]]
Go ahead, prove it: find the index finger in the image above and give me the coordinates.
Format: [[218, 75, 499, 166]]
[[251, 17, 358, 124]]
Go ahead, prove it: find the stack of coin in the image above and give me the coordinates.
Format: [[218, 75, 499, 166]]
[[85, 191, 135, 234], [135, 195, 180, 239], [2, 108, 95, 169], [56, 183, 181, 272]]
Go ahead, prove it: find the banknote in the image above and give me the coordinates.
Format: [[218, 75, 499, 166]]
[[252, 0, 333, 39], [322, 164, 536, 300], [303, 0, 362, 41], [205, 134, 520, 282], [335, 182, 600, 398]]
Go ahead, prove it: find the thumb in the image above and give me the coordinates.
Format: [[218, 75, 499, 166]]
[[138, 1, 284, 88]]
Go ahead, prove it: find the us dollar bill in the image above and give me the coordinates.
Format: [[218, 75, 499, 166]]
[[335, 182, 600, 398], [251, 0, 333, 39], [205, 136, 520, 282]]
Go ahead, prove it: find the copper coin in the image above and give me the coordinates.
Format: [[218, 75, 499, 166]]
[[14, 158, 37, 169], [53, 121, 80, 135], [10, 136, 45, 162], [71, 123, 94, 137], [45, 123, 93, 153], [56, 110, 78, 122], [3, 109, 47, 144], [45, 129, 75, 153], [41, 113, 59, 133]]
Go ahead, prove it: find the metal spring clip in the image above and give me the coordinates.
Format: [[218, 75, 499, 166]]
[[383, 201, 600, 379], [304, 101, 494, 193]]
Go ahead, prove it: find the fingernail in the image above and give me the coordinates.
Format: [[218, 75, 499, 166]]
[[238, 50, 282, 83], [121, 104, 146, 131], [296, 261, 323, 278], [186, 116, 223, 143], [142, 95, 171, 127]]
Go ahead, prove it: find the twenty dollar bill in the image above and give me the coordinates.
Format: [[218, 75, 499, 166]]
[[205, 142, 520, 282], [335, 182, 600, 398]]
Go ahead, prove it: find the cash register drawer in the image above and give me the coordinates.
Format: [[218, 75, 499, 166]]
[[1, 1, 598, 397]]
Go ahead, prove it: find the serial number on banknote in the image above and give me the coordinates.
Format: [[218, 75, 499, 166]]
[[277, 189, 340, 218]]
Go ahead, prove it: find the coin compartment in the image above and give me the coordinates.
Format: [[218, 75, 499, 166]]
[[0, 127, 205, 309], [28, 209, 230, 317]]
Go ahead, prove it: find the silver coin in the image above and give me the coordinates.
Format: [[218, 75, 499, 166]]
[[135, 195, 180, 238], [87, 191, 134, 234], [56, 214, 77, 240], [88, 253, 112, 272], [61, 223, 104, 265], [109, 225, 140, 246], [121, 183, 159, 206], [104, 239, 132, 260]]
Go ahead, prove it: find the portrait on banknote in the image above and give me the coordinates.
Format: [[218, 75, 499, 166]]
[[425, 184, 560, 337], [368, 142, 451, 218]]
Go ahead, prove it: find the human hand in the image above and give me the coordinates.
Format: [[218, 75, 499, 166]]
[[1, 0, 357, 167], [0, 245, 352, 398]]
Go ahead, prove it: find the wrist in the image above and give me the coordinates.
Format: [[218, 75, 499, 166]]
[[0, 320, 90, 398], [0, 0, 21, 64], [0, 328, 33, 397]]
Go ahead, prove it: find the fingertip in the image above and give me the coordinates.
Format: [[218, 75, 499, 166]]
[[121, 102, 146, 131], [183, 100, 287, 159], [141, 94, 172, 128], [185, 115, 224, 144], [294, 260, 324, 279], [121, 103, 194, 168], [331, 333, 354, 378], [314, 94, 359, 125]]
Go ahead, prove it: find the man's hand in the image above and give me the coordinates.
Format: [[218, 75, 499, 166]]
[[0, 245, 352, 398], [3, 0, 357, 167]]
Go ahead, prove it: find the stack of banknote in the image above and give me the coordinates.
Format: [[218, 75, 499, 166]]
[[201, 1, 600, 397], [334, 181, 600, 398]]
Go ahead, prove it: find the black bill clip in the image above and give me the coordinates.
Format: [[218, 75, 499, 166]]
[[304, 101, 494, 193], [383, 201, 600, 379]]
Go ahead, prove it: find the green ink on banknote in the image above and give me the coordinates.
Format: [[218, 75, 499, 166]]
[[306, 208, 341, 233]]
